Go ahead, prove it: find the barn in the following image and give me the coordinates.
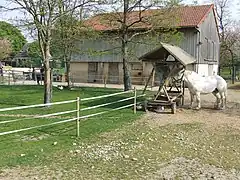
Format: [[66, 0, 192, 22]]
[[70, 4, 220, 84]]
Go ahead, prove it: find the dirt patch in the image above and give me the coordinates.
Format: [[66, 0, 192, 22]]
[[140, 105, 240, 131], [139, 89, 240, 130], [148, 157, 240, 179], [228, 83, 240, 90], [0, 167, 63, 180]]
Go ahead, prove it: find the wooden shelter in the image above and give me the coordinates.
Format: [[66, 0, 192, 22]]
[[139, 42, 196, 113]]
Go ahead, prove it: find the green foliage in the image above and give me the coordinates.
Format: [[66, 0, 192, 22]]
[[28, 41, 42, 67], [0, 21, 27, 55], [51, 15, 98, 63], [164, 0, 183, 6]]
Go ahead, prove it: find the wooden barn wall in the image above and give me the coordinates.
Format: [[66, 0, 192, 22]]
[[71, 29, 201, 65], [178, 29, 198, 59], [198, 9, 220, 65], [71, 35, 156, 63]]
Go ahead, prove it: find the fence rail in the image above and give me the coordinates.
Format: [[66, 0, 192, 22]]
[[0, 70, 158, 87], [0, 88, 145, 137]]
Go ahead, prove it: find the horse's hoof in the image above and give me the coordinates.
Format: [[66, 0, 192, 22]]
[[195, 107, 201, 110]]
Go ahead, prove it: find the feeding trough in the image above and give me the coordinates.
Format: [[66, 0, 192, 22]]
[[139, 42, 196, 114]]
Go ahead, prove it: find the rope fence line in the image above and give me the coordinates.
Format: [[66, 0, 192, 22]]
[[0, 110, 78, 124], [81, 96, 134, 111], [81, 90, 133, 101], [77, 104, 135, 120], [0, 89, 145, 137], [0, 117, 78, 136], [0, 99, 77, 112]]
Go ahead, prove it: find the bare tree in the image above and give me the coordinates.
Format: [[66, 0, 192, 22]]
[[213, 0, 240, 83], [213, 0, 232, 74], [221, 25, 240, 83], [0, 0, 101, 103], [214, 0, 232, 41]]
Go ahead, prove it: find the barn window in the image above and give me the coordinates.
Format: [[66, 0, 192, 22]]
[[88, 62, 98, 72], [212, 41, 215, 60], [205, 37, 209, 60], [131, 63, 143, 70]]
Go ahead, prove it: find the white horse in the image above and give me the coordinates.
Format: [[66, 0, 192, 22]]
[[183, 70, 227, 110]]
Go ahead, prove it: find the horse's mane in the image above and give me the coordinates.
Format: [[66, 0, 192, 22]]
[[184, 70, 201, 81]]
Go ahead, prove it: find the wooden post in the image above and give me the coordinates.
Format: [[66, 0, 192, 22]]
[[182, 81, 185, 106], [104, 73, 107, 88], [134, 87, 137, 114], [76, 97, 80, 137], [142, 67, 154, 94], [151, 68, 155, 90]]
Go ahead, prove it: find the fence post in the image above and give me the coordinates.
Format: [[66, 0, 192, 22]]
[[8, 71, 10, 85], [76, 97, 80, 137], [134, 87, 137, 114]]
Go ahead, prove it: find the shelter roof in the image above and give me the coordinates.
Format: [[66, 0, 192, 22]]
[[139, 42, 196, 66]]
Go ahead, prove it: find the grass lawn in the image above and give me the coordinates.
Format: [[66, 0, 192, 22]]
[[1, 86, 240, 179], [0, 85, 143, 167]]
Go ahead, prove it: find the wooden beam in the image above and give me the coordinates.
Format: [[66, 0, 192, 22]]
[[142, 67, 155, 94]]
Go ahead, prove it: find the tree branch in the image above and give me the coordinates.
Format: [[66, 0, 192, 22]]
[[128, 28, 153, 41]]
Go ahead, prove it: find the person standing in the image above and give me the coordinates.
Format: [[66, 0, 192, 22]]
[[32, 67, 36, 81], [0, 61, 3, 76]]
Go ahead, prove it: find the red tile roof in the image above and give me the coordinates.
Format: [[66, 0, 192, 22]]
[[85, 4, 215, 31]]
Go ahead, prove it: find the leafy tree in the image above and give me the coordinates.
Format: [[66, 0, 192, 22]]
[[0, 21, 26, 56], [28, 41, 42, 67], [52, 11, 98, 88], [93, 0, 182, 91]]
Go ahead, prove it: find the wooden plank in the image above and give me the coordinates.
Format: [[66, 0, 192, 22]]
[[142, 67, 155, 94], [147, 102, 173, 106]]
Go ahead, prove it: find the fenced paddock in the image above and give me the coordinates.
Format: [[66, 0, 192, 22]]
[[0, 88, 145, 138], [0, 86, 240, 178]]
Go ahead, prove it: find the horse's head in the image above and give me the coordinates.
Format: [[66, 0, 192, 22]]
[[177, 69, 193, 81]]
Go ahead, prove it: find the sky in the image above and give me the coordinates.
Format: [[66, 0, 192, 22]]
[[0, 0, 239, 41]]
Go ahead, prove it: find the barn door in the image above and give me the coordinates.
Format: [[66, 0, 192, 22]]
[[88, 62, 98, 82], [108, 63, 119, 84]]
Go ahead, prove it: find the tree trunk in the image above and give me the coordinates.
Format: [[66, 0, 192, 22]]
[[122, 0, 132, 91], [66, 60, 71, 88], [122, 37, 132, 91], [44, 44, 52, 104], [230, 49, 235, 84]]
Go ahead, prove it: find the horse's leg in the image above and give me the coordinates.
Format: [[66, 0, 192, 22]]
[[189, 92, 194, 109], [196, 92, 201, 110], [219, 91, 226, 110], [212, 92, 221, 109]]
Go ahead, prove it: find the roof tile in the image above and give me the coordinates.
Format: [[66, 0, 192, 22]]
[[85, 4, 214, 31]]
